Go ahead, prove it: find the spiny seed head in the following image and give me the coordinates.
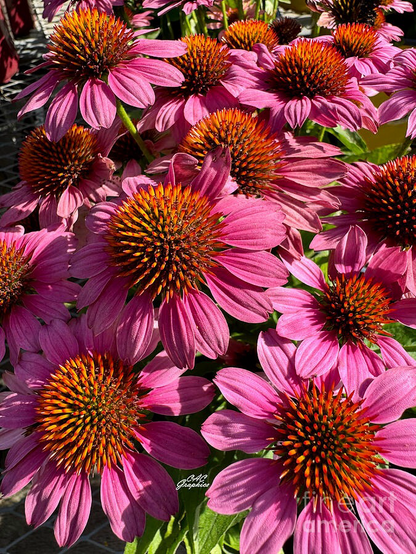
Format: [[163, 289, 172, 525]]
[[48, 7, 135, 84], [109, 121, 143, 165], [360, 155, 416, 248], [222, 20, 280, 52], [105, 182, 226, 301], [333, 23, 378, 58], [179, 108, 283, 197], [274, 383, 384, 507], [167, 35, 231, 96], [35, 351, 145, 475], [19, 125, 99, 198], [329, 0, 381, 26], [0, 240, 31, 318], [320, 272, 394, 345], [268, 39, 350, 98], [269, 17, 302, 44]]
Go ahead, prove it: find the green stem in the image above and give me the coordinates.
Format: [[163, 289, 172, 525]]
[[221, 0, 229, 29], [255, 0, 261, 19], [318, 125, 326, 142], [116, 100, 154, 164], [237, 0, 244, 20], [395, 136, 413, 159], [196, 8, 208, 36], [271, 0, 278, 19]]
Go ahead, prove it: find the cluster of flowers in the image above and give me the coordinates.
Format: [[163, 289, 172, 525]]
[[0, 0, 416, 552]]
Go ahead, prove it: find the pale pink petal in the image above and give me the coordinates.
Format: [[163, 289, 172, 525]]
[[138, 352, 186, 389], [128, 58, 184, 87], [134, 421, 210, 469], [54, 473, 92, 547], [101, 465, 145, 542], [214, 367, 279, 419], [378, 335, 416, 367], [116, 294, 155, 364], [45, 83, 78, 142], [79, 78, 116, 128], [183, 94, 210, 125], [218, 249, 288, 288], [207, 458, 283, 515], [123, 452, 179, 520], [206, 267, 272, 323], [202, 410, 278, 453], [56, 186, 84, 218], [361, 367, 416, 423], [258, 329, 302, 395], [282, 255, 326, 291], [190, 146, 231, 200], [276, 310, 326, 340], [184, 291, 229, 359], [142, 376, 215, 415], [284, 96, 311, 128], [332, 504, 373, 554], [333, 226, 367, 276], [241, 485, 297, 554], [376, 419, 416, 467], [158, 296, 195, 369], [268, 287, 318, 314], [130, 39, 187, 57]]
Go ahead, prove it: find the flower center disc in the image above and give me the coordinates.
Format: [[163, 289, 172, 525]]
[[222, 20, 280, 52], [36, 352, 144, 474], [333, 23, 378, 58], [269, 17, 302, 44], [48, 7, 135, 83], [268, 39, 349, 98], [0, 240, 31, 318], [179, 108, 283, 197], [360, 156, 416, 248], [19, 125, 99, 198], [105, 182, 226, 300], [275, 384, 382, 505], [329, 0, 381, 26], [167, 35, 231, 96], [319, 273, 393, 344]]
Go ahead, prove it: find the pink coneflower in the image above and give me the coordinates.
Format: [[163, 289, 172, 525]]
[[324, 23, 399, 81], [0, 226, 77, 365], [138, 34, 257, 142], [0, 124, 117, 228], [143, 0, 213, 15], [364, 49, 416, 138], [311, 157, 416, 295], [42, 0, 123, 21], [70, 148, 287, 369], [379, 0, 414, 13], [174, 108, 345, 233], [15, 7, 186, 142], [202, 340, 416, 554], [270, 226, 416, 390], [0, 318, 213, 546], [239, 38, 378, 132]]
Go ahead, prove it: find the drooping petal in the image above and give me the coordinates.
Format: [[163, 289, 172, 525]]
[[376, 419, 416, 467], [333, 226, 367, 276], [294, 500, 342, 554], [295, 332, 339, 379], [39, 320, 78, 366], [26, 462, 69, 527], [116, 294, 154, 365], [158, 296, 195, 369], [45, 83, 78, 142], [79, 78, 116, 129], [54, 473, 92, 547], [338, 342, 384, 400]]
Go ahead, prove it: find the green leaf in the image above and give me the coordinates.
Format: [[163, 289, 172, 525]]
[[197, 507, 247, 554], [326, 127, 368, 155], [364, 143, 402, 164], [384, 322, 416, 360], [223, 523, 241, 550], [124, 516, 165, 554]]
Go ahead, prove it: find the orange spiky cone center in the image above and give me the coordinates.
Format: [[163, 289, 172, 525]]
[[333, 23, 378, 58], [0, 240, 31, 318], [222, 20, 280, 52]]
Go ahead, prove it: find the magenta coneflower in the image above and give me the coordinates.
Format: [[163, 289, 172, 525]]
[[138, 34, 258, 142], [42, 0, 124, 21], [70, 148, 287, 369], [0, 124, 117, 228], [173, 108, 345, 233], [15, 7, 186, 142], [0, 317, 213, 547], [0, 226, 78, 364], [324, 23, 399, 81], [270, 226, 416, 390], [239, 38, 378, 132], [311, 156, 416, 295], [202, 336, 416, 554], [364, 49, 416, 138]]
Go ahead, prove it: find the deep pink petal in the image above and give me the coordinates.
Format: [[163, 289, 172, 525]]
[[128, 58, 184, 87], [378, 336, 416, 368], [117, 294, 155, 365], [376, 419, 416, 467], [26, 463, 69, 527], [108, 67, 155, 109], [142, 376, 215, 415], [0, 393, 37, 428], [282, 255, 326, 291], [276, 310, 326, 340], [202, 410, 278, 453], [333, 226, 367, 276], [138, 351, 186, 389], [217, 249, 288, 288], [79, 78, 116, 128], [268, 287, 318, 314], [54, 473, 92, 547], [294, 501, 342, 554], [101, 465, 145, 542], [159, 296, 195, 369], [214, 367, 279, 419], [87, 277, 129, 333], [207, 458, 282, 515], [39, 319, 78, 366], [45, 83, 78, 142], [123, 452, 179, 521], [392, 299, 416, 328], [338, 342, 384, 400], [190, 146, 231, 201], [1, 444, 48, 498], [183, 94, 210, 125]]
